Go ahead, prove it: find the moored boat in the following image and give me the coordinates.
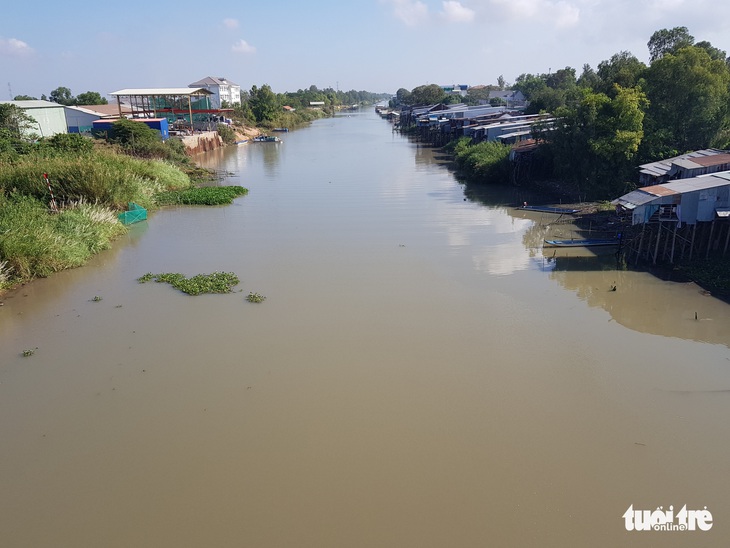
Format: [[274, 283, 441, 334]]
[[518, 205, 581, 214], [252, 135, 282, 143], [544, 238, 620, 247]]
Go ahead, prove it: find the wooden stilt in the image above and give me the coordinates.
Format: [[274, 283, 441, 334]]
[[706, 221, 716, 259], [653, 223, 662, 264], [671, 224, 678, 264], [724, 223, 730, 256], [689, 224, 696, 260], [635, 224, 646, 265]]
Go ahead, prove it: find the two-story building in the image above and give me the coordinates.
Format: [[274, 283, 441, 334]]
[[189, 77, 242, 109]]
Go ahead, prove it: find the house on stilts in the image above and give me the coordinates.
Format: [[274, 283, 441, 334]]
[[613, 171, 730, 264]]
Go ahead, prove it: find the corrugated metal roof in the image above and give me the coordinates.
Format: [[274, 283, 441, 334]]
[[0, 99, 63, 109], [110, 88, 213, 96], [641, 184, 679, 197], [691, 153, 730, 167], [662, 174, 730, 193], [612, 190, 657, 208]]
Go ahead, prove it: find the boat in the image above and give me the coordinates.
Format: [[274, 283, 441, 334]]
[[544, 238, 620, 247], [234, 139, 248, 145], [518, 205, 581, 214], [272, 127, 289, 132], [252, 135, 281, 143]]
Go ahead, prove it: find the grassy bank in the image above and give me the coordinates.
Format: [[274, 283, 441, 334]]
[[0, 193, 126, 285]]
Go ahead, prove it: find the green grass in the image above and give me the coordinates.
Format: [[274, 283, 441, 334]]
[[155, 185, 248, 206], [0, 193, 126, 287], [137, 271, 240, 295], [0, 149, 191, 210]]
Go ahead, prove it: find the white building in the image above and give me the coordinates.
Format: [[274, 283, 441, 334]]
[[188, 77, 241, 109], [0, 100, 67, 137]]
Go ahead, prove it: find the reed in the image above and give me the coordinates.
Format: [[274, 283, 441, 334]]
[[0, 193, 126, 285], [0, 150, 191, 210]]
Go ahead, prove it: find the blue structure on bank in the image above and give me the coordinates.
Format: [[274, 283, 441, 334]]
[[92, 118, 169, 140]]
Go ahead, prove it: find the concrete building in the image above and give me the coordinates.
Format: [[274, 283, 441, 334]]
[[0, 100, 67, 137], [189, 77, 241, 108]]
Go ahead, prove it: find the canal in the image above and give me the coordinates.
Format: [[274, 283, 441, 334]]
[[1, 109, 729, 547]]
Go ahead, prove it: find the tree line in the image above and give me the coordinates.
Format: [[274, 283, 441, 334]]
[[13, 86, 108, 106], [230, 84, 391, 126], [393, 27, 730, 200]]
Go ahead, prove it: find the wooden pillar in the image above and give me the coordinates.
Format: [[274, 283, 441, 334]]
[[635, 223, 646, 265], [724, 223, 730, 255], [689, 224, 696, 260], [653, 223, 662, 264], [706, 221, 716, 259], [670, 224, 678, 264]]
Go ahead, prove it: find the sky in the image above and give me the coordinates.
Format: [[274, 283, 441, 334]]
[[2, 0, 729, 100]]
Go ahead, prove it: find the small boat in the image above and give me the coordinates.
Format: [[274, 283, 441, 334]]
[[519, 205, 580, 214], [544, 238, 620, 247], [272, 127, 289, 132], [252, 135, 281, 143]]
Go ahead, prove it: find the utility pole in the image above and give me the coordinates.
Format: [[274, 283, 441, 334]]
[[8, 82, 13, 100]]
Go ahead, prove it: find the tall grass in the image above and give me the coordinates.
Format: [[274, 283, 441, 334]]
[[0, 193, 126, 284], [0, 150, 191, 210]]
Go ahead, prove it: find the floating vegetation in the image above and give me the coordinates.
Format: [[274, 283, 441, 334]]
[[137, 271, 240, 295], [155, 185, 249, 206], [22, 348, 37, 357], [91, 295, 103, 302], [246, 291, 266, 303]]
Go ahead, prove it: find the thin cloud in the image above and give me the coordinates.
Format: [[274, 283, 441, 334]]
[[440, 1, 475, 23], [232, 39, 256, 54], [223, 18, 239, 30], [488, 0, 580, 27], [383, 0, 430, 26], [0, 37, 33, 56]]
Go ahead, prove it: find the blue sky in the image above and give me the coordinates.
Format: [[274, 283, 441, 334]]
[[2, 0, 729, 100]]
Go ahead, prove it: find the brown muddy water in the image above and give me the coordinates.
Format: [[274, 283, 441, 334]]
[[1, 110, 730, 547]]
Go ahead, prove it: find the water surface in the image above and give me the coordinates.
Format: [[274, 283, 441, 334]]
[[1, 110, 729, 547]]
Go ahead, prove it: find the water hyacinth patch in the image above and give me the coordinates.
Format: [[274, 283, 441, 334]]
[[137, 271, 240, 295], [246, 292, 266, 303], [155, 186, 248, 206]]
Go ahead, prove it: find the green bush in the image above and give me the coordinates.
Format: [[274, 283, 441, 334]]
[[217, 123, 237, 144], [454, 140, 512, 184]]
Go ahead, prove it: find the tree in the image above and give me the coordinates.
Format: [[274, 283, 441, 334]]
[[75, 91, 108, 105], [647, 26, 694, 63], [642, 45, 730, 156], [596, 51, 646, 96], [13, 95, 37, 101], [537, 85, 648, 198], [497, 75, 506, 90], [395, 87, 412, 106], [0, 103, 38, 139], [695, 41, 727, 61], [248, 84, 279, 124], [409, 84, 446, 106], [577, 64, 600, 90], [49, 86, 75, 105]]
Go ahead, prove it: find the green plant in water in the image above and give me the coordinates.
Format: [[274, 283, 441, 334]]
[[91, 295, 103, 302], [155, 185, 248, 206], [246, 291, 266, 303], [137, 271, 240, 295], [22, 348, 37, 357]]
